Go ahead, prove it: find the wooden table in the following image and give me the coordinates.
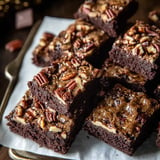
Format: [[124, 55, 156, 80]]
[[0, 0, 160, 159]]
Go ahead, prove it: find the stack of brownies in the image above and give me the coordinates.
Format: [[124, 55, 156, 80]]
[[6, 0, 160, 156]]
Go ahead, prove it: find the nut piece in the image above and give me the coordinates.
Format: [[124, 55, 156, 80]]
[[45, 109, 57, 122], [38, 117, 45, 129], [61, 132, 67, 139], [14, 116, 26, 125], [34, 72, 49, 87], [49, 126, 62, 133], [5, 39, 23, 52], [16, 106, 23, 117]]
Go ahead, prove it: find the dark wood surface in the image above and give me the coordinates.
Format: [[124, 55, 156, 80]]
[[0, 0, 160, 159]]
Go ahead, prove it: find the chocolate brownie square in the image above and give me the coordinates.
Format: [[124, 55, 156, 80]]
[[6, 90, 87, 154], [47, 19, 112, 68], [101, 59, 153, 92], [32, 32, 55, 67], [84, 84, 160, 155], [74, 0, 138, 37], [28, 56, 102, 116], [109, 21, 160, 80]]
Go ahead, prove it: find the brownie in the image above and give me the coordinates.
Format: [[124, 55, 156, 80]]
[[47, 19, 112, 68], [84, 84, 160, 155], [6, 90, 87, 154], [109, 21, 160, 80], [101, 59, 153, 92], [74, 0, 138, 37], [148, 10, 160, 28], [28, 56, 102, 116], [32, 32, 55, 67]]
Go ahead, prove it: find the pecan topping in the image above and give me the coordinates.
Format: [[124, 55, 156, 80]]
[[38, 117, 45, 129], [19, 100, 27, 109], [105, 9, 116, 21], [61, 72, 77, 81], [49, 126, 62, 133], [145, 27, 159, 37], [71, 58, 81, 67], [34, 72, 49, 87], [153, 43, 160, 52], [25, 108, 37, 120], [16, 106, 23, 117], [65, 80, 77, 90], [34, 101, 45, 110], [114, 21, 160, 63], [62, 92, 72, 101], [84, 42, 95, 52], [45, 109, 57, 122]]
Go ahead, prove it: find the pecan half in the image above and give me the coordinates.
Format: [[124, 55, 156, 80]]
[[34, 72, 49, 87], [45, 109, 57, 122], [61, 72, 77, 81], [65, 80, 77, 90], [105, 9, 115, 21]]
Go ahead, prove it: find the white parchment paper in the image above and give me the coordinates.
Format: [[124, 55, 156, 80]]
[[0, 16, 160, 160]]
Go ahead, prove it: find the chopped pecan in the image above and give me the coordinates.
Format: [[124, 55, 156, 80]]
[[71, 58, 81, 67], [65, 80, 77, 90], [105, 9, 115, 21], [19, 100, 27, 109], [45, 109, 57, 122], [49, 126, 62, 132], [34, 72, 49, 87], [62, 92, 72, 101], [25, 108, 37, 119], [145, 27, 159, 37], [84, 42, 95, 52], [59, 66, 67, 74], [61, 72, 77, 81], [153, 43, 160, 52], [35, 101, 45, 110], [73, 39, 82, 48], [61, 132, 67, 139], [38, 117, 45, 129], [16, 106, 24, 117]]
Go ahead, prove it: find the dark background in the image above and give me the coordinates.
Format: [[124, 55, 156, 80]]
[[0, 0, 160, 159]]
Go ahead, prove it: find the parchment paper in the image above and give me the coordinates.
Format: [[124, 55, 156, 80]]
[[0, 16, 160, 160]]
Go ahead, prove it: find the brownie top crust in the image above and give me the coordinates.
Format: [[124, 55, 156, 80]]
[[32, 56, 102, 106], [9, 90, 75, 140], [113, 21, 160, 64], [88, 84, 160, 140], [76, 0, 134, 23], [103, 60, 146, 85], [47, 19, 109, 60]]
